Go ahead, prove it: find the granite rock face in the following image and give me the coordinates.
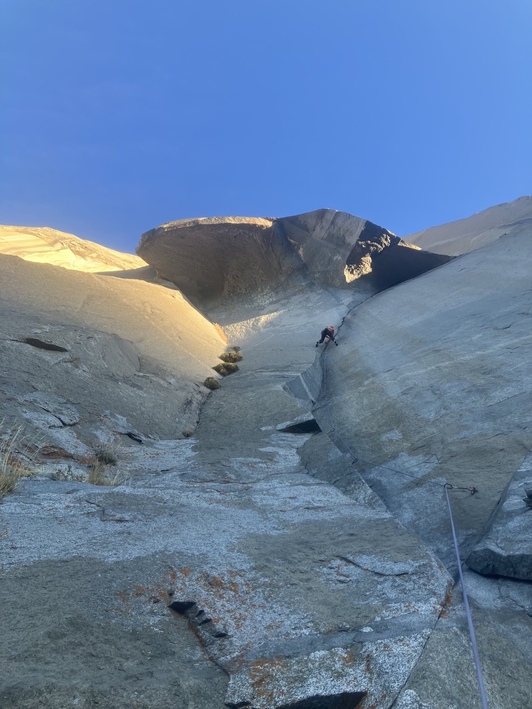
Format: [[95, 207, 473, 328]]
[[0, 253, 226, 444], [0, 224, 148, 272], [316, 224, 532, 570], [467, 461, 532, 581], [1, 201, 532, 708], [407, 194, 532, 255]]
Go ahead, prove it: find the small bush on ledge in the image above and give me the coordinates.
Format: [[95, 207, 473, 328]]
[[212, 362, 239, 377], [219, 351, 243, 363], [87, 459, 125, 486], [203, 377, 221, 390], [94, 445, 118, 466]]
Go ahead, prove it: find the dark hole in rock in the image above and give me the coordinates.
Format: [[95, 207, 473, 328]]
[[275, 692, 366, 709], [225, 702, 252, 709], [168, 600, 196, 614], [280, 419, 322, 434], [19, 337, 68, 352]]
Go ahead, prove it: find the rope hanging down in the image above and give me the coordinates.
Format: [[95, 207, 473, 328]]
[[315, 338, 489, 707], [444, 484, 489, 709]]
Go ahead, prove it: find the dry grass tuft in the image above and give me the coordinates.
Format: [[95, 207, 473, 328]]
[[87, 445, 124, 486], [94, 445, 118, 466], [0, 423, 39, 498], [87, 459, 125, 486]]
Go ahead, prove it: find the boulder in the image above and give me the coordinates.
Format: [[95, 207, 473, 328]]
[[467, 461, 532, 580]]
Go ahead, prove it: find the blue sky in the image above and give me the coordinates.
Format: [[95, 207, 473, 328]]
[[1, 0, 531, 252]]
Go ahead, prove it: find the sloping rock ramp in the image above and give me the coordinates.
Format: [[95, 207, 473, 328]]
[[406, 195, 532, 255], [0, 225, 148, 273]]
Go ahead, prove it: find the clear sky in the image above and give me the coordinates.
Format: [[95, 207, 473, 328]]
[[1, 0, 531, 252]]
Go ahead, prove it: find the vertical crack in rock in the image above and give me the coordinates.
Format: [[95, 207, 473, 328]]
[[168, 599, 230, 640]]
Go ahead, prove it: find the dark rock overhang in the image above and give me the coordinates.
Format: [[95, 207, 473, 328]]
[[137, 210, 453, 309], [345, 222, 453, 291]]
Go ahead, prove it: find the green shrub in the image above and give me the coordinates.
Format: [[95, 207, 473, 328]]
[[212, 362, 239, 377], [219, 351, 243, 363], [203, 376, 221, 390]]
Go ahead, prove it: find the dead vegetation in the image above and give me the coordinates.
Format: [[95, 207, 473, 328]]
[[87, 460, 123, 486], [93, 445, 118, 466], [0, 423, 40, 498], [44, 442, 125, 486], [87, 444, 125, 486]]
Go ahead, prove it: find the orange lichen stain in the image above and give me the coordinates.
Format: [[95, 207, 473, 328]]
[[132, 584, 147, 597], [114, 567, 182, 609], [248, 656, 287, 702], [205, 573, 246, 603], [116, 590, 130, 604], [340, 650, 357, 665], [438, 582, 454, 619]]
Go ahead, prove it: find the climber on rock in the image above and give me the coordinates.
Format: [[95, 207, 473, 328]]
[[316, 325, 338, 347]]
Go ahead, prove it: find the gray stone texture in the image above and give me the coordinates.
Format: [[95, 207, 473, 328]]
[[1, 198, 532, 708]]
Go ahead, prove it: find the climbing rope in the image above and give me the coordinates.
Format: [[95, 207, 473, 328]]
[[314, 336, 490, 707], [444, 484, 489, 709]]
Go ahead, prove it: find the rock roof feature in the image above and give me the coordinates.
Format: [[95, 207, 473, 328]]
[[137, 210, 448, 308]]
